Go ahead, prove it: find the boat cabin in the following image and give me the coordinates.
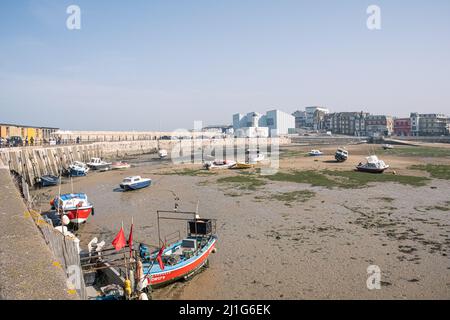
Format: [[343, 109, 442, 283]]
[[122, 176, 143, 184]]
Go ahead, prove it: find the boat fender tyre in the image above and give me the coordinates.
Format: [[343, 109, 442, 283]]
[[167, 257, 177, 266], [91, 208, 95, 216], [212, 248, 217, 253]]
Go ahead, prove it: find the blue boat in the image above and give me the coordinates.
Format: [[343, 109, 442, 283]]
[[37, 175, 59, 187], [119, 176, 152, 191], [137, 212, 217, 289], [69, 167, 87, 177], [68, 161, 89, 177]]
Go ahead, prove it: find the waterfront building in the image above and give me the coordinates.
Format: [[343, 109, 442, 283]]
[[232, 109, 295, 137], [410, 113, 449, 136], [292, 110, 306, 129], [324, 112, 368, 136], [305, 106, 329, 128], [365, 115, 394, 137], [0, 123, 59, 143], [393, 118, 412, 136]]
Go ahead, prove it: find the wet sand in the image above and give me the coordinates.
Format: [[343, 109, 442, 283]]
[[32, 144, 450, 299]]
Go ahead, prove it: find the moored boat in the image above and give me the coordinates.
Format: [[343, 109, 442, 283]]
[[309, 150, 323, 156], [51, 193, 94, 224], [232, 162, 253, 169], [87, 157, 112, 170], [69, 161, 89, 177], [356, 155, 390, 173], [335, 148, 349, 162], [138, 212, 217, 289], [111, 161, 131, 170], [382, 144, 394, 150], [36, 175, 59, 187], [119, 176, 152, 191], [158, 149, 168, 159], [203, 160, 236, 170]]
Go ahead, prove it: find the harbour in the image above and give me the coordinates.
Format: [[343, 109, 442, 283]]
[[2, 138, 447, 299], [1, 1, 450, 306]]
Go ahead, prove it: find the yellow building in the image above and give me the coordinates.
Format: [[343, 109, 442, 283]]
[[0, 123, 59, 143]]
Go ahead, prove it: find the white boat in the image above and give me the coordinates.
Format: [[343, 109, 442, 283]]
[[119, 176, 152, 191], [203, 160, 237, 170], [382, 144, 394, 150], [69, 161, 89, 176], [111, 161, 131, 170], [335, 148, 349, 162], [159, 149, 168, 159], [308, 150, 323, 156], [87, 157, 112, 170], [356, 155, 390, 173]]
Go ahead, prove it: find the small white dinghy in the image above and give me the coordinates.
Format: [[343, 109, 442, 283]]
[[203, 160, 237, 170], [308, 150, 323, 156], [159, 149, 168, 159], [111, 161, 131, 170]]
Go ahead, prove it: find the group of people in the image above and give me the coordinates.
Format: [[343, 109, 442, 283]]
[[0, 135, 82, 148]]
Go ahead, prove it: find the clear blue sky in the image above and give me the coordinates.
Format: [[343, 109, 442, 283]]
[[1, 0, 449, 130]]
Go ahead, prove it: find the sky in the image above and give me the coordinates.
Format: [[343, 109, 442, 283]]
[[0, 0, 449, 131]]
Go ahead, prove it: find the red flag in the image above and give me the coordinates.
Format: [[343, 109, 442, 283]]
[[157, 245, 165, 270], [112, 227, 126, 251], [128, 223, 133, 257]]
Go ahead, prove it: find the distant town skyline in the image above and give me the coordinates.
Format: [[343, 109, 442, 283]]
[[1, 0, 449, 131]]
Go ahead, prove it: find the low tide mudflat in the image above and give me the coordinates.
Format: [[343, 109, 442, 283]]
[[32, 144, 450, 299]]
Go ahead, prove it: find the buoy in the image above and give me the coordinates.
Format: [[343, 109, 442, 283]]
[[124, 279, 132, 297], [61, 215, 70, 226], [139, 292, 149, 300]]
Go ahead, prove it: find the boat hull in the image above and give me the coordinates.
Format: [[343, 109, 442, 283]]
[[335, 154, 348, 162], [39, 175, 59, 187], [89, 164, 111, 170], [145, 238, 216, 288], [356, 166, 389, 173], [233, 163, 253, 169], [64, 206, 94, 224], [111, 165, 130, 170], [69, 168, 87, 177], [120, 180, 151, 191]]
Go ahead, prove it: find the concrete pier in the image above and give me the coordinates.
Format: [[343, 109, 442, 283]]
[[0, 137, 290, 186], [0, 167, 76, 299]]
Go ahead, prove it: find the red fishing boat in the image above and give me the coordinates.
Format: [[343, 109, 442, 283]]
[[50, 193, 94, 224], [137, 209, 217, 289]]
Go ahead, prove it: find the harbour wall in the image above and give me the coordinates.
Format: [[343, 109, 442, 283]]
[[0, 137, 290, 186], [0, 167, 78, 299]]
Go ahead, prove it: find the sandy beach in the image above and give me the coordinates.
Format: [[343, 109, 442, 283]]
[[31, 143, 450, 299]]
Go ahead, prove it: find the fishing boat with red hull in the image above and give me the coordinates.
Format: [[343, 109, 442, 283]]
[[138, 210, 217, 289], [50, 193, 94, 224]]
